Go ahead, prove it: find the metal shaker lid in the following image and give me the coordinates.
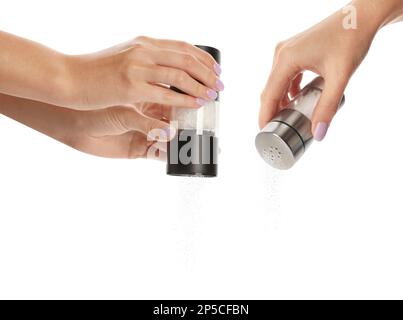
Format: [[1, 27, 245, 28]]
[[255, 109, 313, 170]]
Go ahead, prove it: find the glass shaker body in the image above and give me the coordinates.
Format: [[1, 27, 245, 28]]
[[287, 84, 322, 120], [167, 46, 220, 177]]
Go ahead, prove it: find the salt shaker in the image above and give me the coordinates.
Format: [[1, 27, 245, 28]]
[[255, 77, 345, 170], [167, 45, 220, 177]]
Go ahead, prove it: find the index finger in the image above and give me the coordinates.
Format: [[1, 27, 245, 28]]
[[259, 64, 299, 129], [141, 37, 220, 73]]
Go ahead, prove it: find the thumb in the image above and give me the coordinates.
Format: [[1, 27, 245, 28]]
[[311, 77, 347, 142], [103, 107, 176, 142], [129, 111, 176, 143]]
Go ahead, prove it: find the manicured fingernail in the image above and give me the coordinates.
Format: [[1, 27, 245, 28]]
[[314, 122, 328, 141], [164, 126, 176, 140], [214, 63, 222, 76], [216, 79, 225, 91], [207, 89, 218, 100], [196, 98, 208, 106]]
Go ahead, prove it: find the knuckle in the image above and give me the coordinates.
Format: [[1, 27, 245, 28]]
[[176, 40, 190, 50], [182, 54, 196, 68], [274, 41, 291, 59], [129, 43, 146, 57], [195, 83, 206, 97], [202, 52, 215, 65], [275, 41, 285, 54], [134, 35, 149, 43], [207, 71, 217, 86], [175, 70, 189, 84]]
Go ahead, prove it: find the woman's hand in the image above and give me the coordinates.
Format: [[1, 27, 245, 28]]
[[0, 93, 175, 160], [0, 32, 223, 110], [259, 0, 403, 141], [67, 36, 223, 110]]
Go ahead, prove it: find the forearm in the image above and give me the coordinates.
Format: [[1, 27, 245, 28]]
[[352, 0, 403, 30], [0, 31, 73, 107], [0, 93, 77, 143]]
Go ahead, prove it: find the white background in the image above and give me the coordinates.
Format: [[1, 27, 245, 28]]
[[1, 0, 403, 299]]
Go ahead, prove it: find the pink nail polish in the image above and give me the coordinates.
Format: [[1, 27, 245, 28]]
[[216, 79, 225, 91], [214, 63, 222, 76], [196, 98, 208, 106], [207, 89, 218, 100], [314, 122, 328, 141]]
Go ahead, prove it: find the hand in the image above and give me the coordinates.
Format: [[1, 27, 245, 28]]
[[0, 93, 175, 159], [68, 104, 175, 160], [0, 33, 223, 111], [259, 0, 401, 141], [67, 36, 224, 110]]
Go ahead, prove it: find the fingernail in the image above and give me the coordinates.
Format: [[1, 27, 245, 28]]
[[314, 122, 329, 141], [216, 79, 225, 91], [207, 89, 218, 100], [164, 126, 176, 140], [214, 63, 222, 76], [196, 98, 208, 106]]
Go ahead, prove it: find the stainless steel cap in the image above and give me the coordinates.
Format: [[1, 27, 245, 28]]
[[255, 109, 313, 170]]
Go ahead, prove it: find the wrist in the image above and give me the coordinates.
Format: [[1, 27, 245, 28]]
[[352, 0, 403, 30], [43, 53, 78, 108], [64, 53, 122, 109], [61, 54, 89, 108], [380, 0, 403, 25]]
